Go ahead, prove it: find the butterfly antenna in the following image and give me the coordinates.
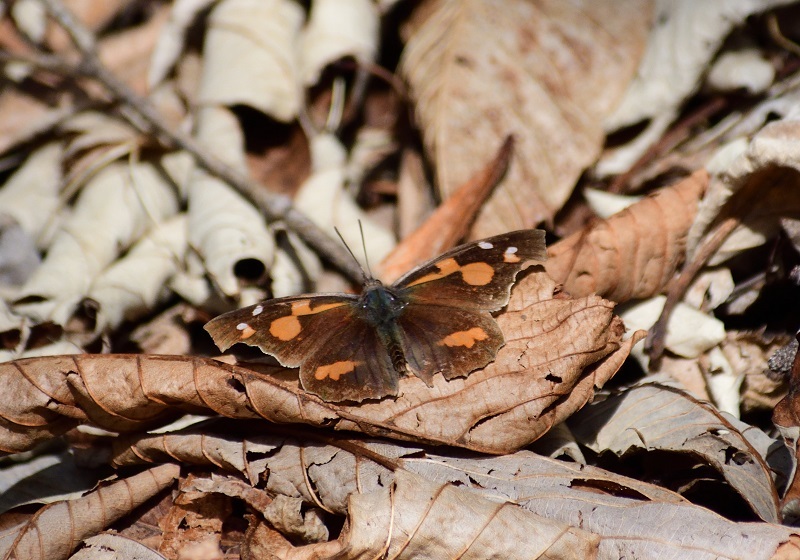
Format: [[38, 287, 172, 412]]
[[358, 220, 374, 279], [334, 226, 369, 281]]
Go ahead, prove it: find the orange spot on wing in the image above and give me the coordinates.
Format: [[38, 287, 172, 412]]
[[240, 325, 256, 339], [407, 258, 494, 287], [439, 327, 488, 348], [460, 262, 494, 285], [270, 299, 346, 341], [503, 252, 520, 263], [270, 315, 301, 341], [291, 299, 345, 316], [314, 360, 358, 380]]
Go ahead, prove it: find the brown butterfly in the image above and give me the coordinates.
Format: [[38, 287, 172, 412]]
[[204, 229, 546, 402]]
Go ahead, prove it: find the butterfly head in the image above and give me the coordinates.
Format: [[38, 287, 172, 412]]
[[359, 281, 407, 327]]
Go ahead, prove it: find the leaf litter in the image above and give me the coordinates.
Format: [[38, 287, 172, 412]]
[[1, 0, 800, 559]]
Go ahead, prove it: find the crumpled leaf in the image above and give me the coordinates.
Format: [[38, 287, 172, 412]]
[[599, 0, 795, 176], [545, 169, 708, 302], [308, 469, 599, 559], [198, 0, 303, 122], [13, 160, 181, 325], [689, 117, 800, 266], [299, 0, 379, 86], [0, 463, 178, 560], [0, 269, 638, 455], [111, 429, 800, 559], [401, 0, 652, 237], [570, 378, 781, 523]]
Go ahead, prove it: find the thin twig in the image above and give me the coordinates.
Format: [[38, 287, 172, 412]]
[[38, 0, 364, 283]]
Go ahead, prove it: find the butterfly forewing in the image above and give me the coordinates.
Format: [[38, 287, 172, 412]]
[[395, 230, 546, 312], [204, 294, 358, 368]]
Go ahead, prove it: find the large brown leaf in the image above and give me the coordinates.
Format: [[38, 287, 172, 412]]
[[0, 270, 639, 455], [401, 0, 653, 237]]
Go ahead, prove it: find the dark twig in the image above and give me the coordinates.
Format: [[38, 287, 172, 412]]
[[38, 0, 364, 283]]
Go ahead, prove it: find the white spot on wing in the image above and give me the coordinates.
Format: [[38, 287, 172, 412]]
[[478, 241, 493, 249], [252, 305, 263, 316], [505, 246, 518, 255], [236, 323, 250, 331]]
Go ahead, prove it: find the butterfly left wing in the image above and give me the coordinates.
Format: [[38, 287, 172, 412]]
[[204, 295, 401, 402], [204, 295, 357, 368], [394, 229, 546, 312]]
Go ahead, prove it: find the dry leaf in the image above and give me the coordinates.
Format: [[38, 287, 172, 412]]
[[198, 0, 303, 122], [0, 463, 178, 560], [14, 160, 181, 325], [0, 268, 637, 455], [189, 106, 275, 300], [570, 378, 781, 523], [546, 169, 708, 302], [72, 534, 168, 560], [599, 0, 794, 175], [294, 132, 396, 267], [0, 142, 63, 249], [299, 0, 379, 86], [401, 0, 652, 237], [691, 118, 800, 266]]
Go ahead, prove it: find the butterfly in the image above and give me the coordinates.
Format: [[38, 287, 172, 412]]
[[204, 229, 547, 402]]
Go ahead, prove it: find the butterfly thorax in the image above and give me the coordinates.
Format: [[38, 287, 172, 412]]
[[358, 280, 407, 327]]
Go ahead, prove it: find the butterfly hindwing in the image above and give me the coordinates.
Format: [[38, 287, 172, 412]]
[[300, 320, 399, 402], [395, 229, 546, 312], [395, 303, 503, 383], [203, 294, 357, 368]]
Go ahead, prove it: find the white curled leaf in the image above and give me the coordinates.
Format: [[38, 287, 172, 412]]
[[598, 0, 794, 176], [198, 0, 304, 122], [0, 142, 63, 247], [170, 251, 212, 306], [61, 112, 140, 157], [707, 49, 775, 95], [618, 295, 725, 362], [295, 132, 395, 267], [189, 106, 275, 298], [270, 230, 323, 298], [10, 0, 46, 43], [300, 0, 379, 86], [15, 160, 181, 324], [149, 0, 217, 87], [83, 215, 188, 332]]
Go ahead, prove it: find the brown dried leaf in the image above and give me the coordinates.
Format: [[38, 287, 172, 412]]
[[546, 170, 708, 302], [0, 463, 178, 560], [309, 470, 599, 559], [570, 379, 781, 523], [401, 0, 652, 237], [1, 270, 637, 455]]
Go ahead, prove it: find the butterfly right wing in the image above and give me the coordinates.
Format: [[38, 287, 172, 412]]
[[204, 295, 358, 368]]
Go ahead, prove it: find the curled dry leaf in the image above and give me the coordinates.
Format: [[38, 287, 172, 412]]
[[546, 169, 708, 302], [72, 534, 168, 560], [294, 132, 396, 266], [401, 0, 652, 237], [570, 379, 781, 523], [0, 463, 178, 560], [599, 0, 793, 176], [299, 0, 379, 86], [189, 106, 275, 299], [0, 142, 63, 248], [691, 118, 800, 266], [81, 214, 188, 333], [198, 0, 303, 122], [0, 269, 638, 455], [14, 160, 181, 325]]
